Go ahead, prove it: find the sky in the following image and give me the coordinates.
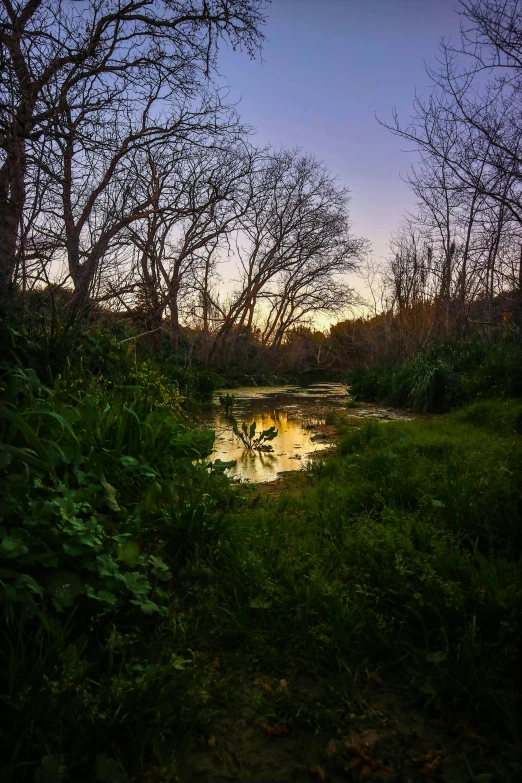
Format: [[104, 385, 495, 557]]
[[217, 0, 462, 267]]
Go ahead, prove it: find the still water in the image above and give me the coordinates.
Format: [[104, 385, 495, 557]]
[[204, 383, 349, 483]]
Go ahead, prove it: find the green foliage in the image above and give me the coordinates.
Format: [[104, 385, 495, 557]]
[[218, 392, 237, 416], [0, 329, 236, 780], [0, 366, 222, 619], [213, 400, 522, 731], [2, 318, 521, 778], [230, 416, 278, 451], [348, 338, 522, 412]]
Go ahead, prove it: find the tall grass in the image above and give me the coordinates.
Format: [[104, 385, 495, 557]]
[[203, 400, 522, 734], [348, 338, 522, 412]]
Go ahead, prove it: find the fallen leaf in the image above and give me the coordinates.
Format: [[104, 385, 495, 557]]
[[361, 729, 378, 747], [360, 764, 373, 780], [345, 744, 372, 763], [421, 758, 441, 776], [254, 674, 273, 695], [259, 719, 289, 737], [276, 678, 288, 692], [412, 750, 443, 776], [412, 751, 442, 763], [309, 764, 326, 781], [207, 735, 216, 748], [211, 657, 220, 669], [143, 767, 170, 782], [326, 739, 338, 757], [453, 720, 488, 745]]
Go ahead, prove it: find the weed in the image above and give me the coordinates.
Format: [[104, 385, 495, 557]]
[[218, 393, 237, 416]]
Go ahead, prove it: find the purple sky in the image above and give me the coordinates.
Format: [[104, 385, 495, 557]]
[[217, 0, 462, 263]]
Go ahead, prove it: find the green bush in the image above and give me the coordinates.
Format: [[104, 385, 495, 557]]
[[0, 331, 234, 780], [348, 338, 522, 412]]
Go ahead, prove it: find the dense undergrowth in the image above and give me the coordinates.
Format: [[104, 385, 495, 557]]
[[0, 325, 235, 781], [1, 321, 522, 780], [217, 402, 522, 727], [347, 338, 522, 412]]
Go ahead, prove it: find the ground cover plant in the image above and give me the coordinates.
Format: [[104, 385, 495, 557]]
[[1, 320, 522, 781], [0, 327, 236, 781], [212, 402, 522, 722], [164, 397, 522, 779]]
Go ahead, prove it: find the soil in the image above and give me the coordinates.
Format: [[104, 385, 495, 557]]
[[174, 664, 518, 782]]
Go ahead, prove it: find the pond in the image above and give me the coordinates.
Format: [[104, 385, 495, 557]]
[[203, 383, 348, 483]]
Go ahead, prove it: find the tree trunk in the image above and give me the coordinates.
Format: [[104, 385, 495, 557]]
[[516, 245, 522, 346], [168, 278, 181, 349], [0, 139, 26, 299]]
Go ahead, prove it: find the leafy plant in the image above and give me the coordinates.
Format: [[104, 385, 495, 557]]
[[230, 416, 278, 451], [218, 393, 237, 416], [0, 336, 236, 780], [348, 338, 522, 412]]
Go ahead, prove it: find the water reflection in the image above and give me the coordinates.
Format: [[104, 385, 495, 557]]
[[204, 383, 349, 483]]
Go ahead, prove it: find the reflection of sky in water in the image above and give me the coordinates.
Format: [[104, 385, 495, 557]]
[[204, 383, 348, 483]]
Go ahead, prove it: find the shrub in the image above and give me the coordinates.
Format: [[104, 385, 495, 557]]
[[348, 338, 522, 412], [0, 336, 233, 779]]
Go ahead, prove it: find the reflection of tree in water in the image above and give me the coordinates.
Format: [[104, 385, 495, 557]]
[[214, 410, 287, 431], [270, 409, 289, 427], [206, 384, 346, 481]]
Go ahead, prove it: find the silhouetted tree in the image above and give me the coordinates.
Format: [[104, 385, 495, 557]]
[[0, 0, 266, 300]]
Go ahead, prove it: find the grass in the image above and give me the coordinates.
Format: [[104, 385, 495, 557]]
[[1, 319, 521, 779], [348, 338, 522, 412], [200, 399, 522, 734]]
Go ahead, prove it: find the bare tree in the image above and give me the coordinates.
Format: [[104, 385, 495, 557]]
[[0, 0, 266, 300], [382, 0, 522, 339], [210, 148, 365, 355], [123, 142, 258, 347], [261, 259, 360, 348]]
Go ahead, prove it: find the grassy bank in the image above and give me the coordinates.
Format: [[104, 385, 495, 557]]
[[347, 338, 522, 412], [212, 401, 521, 723], [1, 325, 521, 780]]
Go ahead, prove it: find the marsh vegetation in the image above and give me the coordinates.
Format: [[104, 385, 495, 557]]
[[1, 1, 522, 781]]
